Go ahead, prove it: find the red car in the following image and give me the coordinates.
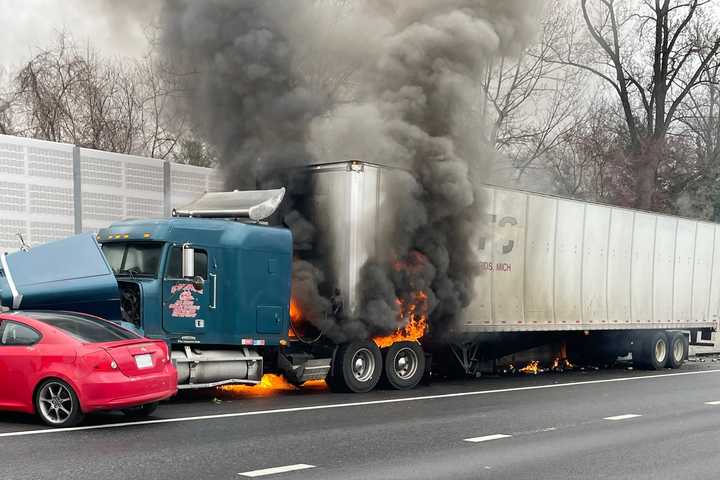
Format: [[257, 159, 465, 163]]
[[0, 310, 177, 427]]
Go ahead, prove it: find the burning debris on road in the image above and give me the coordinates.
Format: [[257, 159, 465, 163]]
[[221, 374, 327, 398]]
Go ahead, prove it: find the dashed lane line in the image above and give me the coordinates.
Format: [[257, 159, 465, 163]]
[[238, 464, 316, 477], [1, 368, 719, 439], [603, 414, 642, 421], [464, 434, 512, 443]]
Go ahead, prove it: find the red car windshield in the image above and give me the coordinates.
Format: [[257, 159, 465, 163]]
[[26, 312, 141, 343]]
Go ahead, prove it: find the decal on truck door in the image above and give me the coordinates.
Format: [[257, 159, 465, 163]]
[[169, 284, 202, 318], [162, 247, 212, 334]]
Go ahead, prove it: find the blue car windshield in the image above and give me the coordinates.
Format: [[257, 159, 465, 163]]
[[101, 242, 163, 277]]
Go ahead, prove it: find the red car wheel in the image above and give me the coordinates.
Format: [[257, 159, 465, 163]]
[[35, 379, 84, 427]]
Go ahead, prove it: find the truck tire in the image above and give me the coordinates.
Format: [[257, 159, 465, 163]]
[[637, 331, 669, 370], [381, 341, 426, 390], [667, 332, 688, 369], [328, 341, 382, 393]]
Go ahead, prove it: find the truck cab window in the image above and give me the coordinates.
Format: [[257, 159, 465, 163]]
[[165, 247, 208, 280], [101, 243, 164, 277]]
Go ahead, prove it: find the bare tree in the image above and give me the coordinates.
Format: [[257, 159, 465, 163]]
[[667, 62, 720, 219], [557, 0, 720, 210], [481, 0, 585, 184], [7, 33, 190, 160]]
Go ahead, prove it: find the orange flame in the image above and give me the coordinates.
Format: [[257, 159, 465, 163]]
[[372, 252, 431, 348], [519, 360, 540, 374], [221, 374, 326, 397], [551, 357, 574, 371], [373, 291, 429, 348], [290, 297, 302, 323], [288, 297, 302, 337]]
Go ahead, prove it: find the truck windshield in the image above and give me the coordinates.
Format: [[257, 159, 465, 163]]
[[101, 243, 163, 277]]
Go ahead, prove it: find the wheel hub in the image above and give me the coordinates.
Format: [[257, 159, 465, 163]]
[[393, 347, 418, 380], [351, 348, 375, 382], [38, 382, 73, 424]]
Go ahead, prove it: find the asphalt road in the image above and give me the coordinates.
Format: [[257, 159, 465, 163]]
[[3, 359, 720, 480]]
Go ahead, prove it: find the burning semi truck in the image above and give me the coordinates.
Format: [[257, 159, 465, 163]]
[[1, 160, 718, 393]]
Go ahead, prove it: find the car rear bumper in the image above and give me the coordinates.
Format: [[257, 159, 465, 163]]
[[80, 367, 178, 412]]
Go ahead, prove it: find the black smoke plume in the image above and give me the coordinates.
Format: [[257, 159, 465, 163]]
[[160, 0, 539, 341]]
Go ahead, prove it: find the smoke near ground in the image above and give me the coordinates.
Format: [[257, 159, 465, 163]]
[[160, 1, 539, 341]]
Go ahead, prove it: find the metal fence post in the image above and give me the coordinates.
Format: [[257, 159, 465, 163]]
[[163, 160, 172, 217], [72, 145, 82, 234]]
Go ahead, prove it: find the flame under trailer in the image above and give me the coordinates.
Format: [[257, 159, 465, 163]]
[[0, 160, 717, 393]]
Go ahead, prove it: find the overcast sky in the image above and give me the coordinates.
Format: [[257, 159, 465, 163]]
[[2, 0, 719, 73], [0, 0, 156, 71]]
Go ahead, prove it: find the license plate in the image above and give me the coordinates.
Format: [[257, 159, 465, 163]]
[[134, 353, 153, 369]]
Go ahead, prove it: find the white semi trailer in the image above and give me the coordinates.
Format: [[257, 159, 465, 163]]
[[300, 161, 718, 380]]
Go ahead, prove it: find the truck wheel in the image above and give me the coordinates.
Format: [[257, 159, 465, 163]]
[[328, 341, 382, 393], [381, 341, 426, 390], [667, 332, 688, 369], [638, 332, 669, 370]]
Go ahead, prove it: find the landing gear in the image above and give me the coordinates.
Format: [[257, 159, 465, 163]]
[[327, 341, 382, 393], [381, 341, 425, 390]]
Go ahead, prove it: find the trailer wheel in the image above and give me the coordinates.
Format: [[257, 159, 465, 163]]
[[328, 341, 382, 393], [381, 341, 426, 390], [667, 332, 688, 369], [637, 331, 669, 370]]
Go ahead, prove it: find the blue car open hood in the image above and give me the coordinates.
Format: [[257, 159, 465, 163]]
[[0, 233, 121, 320]]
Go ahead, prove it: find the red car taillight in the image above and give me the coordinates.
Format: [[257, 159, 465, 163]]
[[83, 350, 118, 372]]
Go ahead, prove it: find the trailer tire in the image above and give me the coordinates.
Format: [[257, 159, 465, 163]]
[[381, 341, 426, 390], [328, 341, 382, 393], [637, 331, 670, 370], [667, 332, 688, 369]]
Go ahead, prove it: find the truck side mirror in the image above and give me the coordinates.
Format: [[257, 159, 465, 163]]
[[182, 244, 195, 278], [192, 275, 205, 292]]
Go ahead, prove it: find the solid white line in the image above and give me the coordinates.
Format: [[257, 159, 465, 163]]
[[603, 414, 642, 421], [705, 401, 720, 405], [239, 464, 315, 477], [1, 368, 719, 439], [464, 434, 512, 443]]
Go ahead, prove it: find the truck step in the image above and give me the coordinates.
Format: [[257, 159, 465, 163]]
[[278, 354, 331, 385]]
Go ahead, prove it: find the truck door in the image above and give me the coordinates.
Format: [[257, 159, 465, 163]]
[[162, 246, 214, 335]]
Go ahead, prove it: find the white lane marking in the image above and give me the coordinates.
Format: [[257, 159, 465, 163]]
[[1, 368, 719, 438], [705, 401, 720, 405], [239, 464, 315, 477], [603, 414, 642, 421], [464, 434, 512, 443]]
